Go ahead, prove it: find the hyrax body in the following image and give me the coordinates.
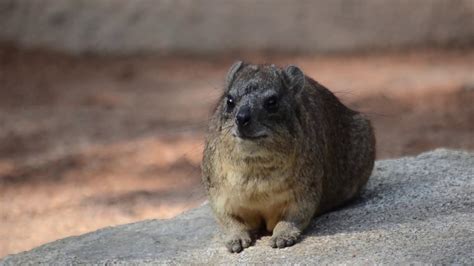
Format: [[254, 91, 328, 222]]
[[202, 62, 375, 253]]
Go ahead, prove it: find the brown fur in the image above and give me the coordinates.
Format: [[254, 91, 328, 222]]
[[202, 62, 376, 252]]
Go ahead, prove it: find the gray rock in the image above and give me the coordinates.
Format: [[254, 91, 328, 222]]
[[2, 149, 473, 264], [1, 0, 474, 55]]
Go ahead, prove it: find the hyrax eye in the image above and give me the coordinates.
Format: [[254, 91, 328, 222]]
[[264, 96, 279, 112], [226, 95, 235, 111]]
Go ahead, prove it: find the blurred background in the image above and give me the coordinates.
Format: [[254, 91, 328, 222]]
[[1, 0, 473, 257]]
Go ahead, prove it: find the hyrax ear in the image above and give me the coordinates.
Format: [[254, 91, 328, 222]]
[[226, 61, 245, 88], [284, 65, 305, 94]]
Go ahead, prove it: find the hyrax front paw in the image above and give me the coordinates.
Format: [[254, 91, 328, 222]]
[[270, 222, 301, 249], [225, 231, 252, 253]]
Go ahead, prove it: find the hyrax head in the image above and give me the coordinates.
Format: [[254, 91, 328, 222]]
[[217, 61, 305, 149]]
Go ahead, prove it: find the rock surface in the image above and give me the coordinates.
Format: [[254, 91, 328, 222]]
[[1, 0, 474, 54], [1, 149, 473, 264]]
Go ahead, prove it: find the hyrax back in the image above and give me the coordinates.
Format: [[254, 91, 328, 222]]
[[202, 62, 375, 253]]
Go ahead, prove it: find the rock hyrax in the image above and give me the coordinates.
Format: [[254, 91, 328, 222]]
[[202, 61, 375, 253]]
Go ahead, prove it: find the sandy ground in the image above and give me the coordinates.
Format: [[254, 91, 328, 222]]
[[0, 46, 473, 257]]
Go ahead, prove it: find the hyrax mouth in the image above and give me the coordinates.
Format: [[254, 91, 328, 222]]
[[229, 125, 268, 141], [232, 131, 268, 141]]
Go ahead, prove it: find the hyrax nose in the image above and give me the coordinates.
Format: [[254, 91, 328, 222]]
[[236, 106, 251, 127]]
